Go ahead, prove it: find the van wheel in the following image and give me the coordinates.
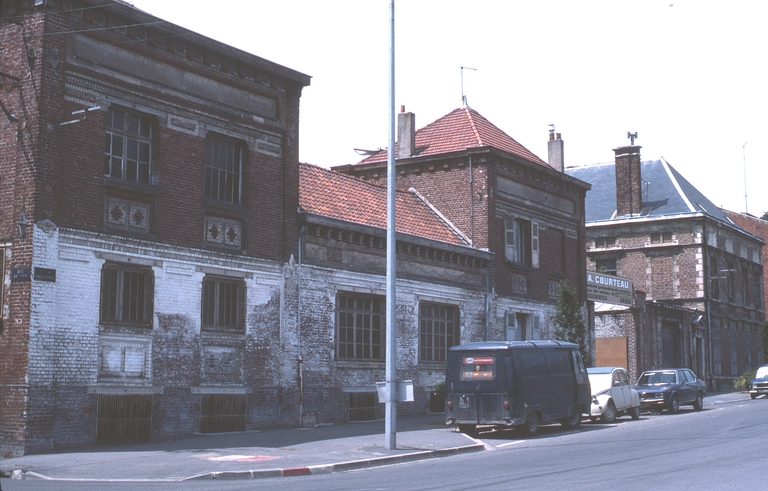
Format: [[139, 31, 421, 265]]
[[560, 406, 582, 429], [457, 424, 476, 435], [522, 412, 539, 436]]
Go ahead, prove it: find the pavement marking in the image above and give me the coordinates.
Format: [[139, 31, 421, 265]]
[[207, 455, 279, 462], [495, 440, 525, 448]]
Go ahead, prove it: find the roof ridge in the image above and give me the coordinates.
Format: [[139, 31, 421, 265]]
[[463, 106, 483, 146], [407, 187, 472, 245]]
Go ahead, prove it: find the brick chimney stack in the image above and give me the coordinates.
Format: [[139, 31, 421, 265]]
[[397, 105, 415, 158], [614, 145, 643, 216], [548, 126, 564, 172]]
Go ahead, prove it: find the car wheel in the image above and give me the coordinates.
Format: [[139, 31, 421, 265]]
[[693, 392, 704, 411], [751, 393, 757, 400], [601, 401, 617, 424], [667, 394, 679, 414], [629, 406, 640, 420], [522, 411, 540, 436], [457, 424, 476, 435], [560, 405, 582, 429]]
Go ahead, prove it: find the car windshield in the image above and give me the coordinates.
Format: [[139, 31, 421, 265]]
[[637, 371, 675, 385], [756, 366, 768, 379]]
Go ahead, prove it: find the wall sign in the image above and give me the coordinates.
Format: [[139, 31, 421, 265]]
[[34, 267, 56, 282], [11, 266, 31, 282]]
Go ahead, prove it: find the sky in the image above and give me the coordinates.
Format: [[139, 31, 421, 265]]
[[128, 0, 768, 216]]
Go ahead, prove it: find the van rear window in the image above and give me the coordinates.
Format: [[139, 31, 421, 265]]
[[460, 356, 496, 381]]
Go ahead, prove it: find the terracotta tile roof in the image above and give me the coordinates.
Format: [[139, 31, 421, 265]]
[[357, 106, 549, 167], [299, 163, 468, 245]]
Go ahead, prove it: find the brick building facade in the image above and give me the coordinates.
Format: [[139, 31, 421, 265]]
[[1, 0, 310, 457], [334, 109, 591, 351], [568, 146, 765, 388]]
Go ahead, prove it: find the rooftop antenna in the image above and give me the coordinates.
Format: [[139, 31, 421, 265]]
[[460, 66, 476, 106]]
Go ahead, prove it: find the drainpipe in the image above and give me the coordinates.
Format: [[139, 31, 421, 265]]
[[469, 156, 474, 247], [484, 270, 490, 341]]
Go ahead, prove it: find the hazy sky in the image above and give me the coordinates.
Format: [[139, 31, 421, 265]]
[[129, 0, 768, 215]]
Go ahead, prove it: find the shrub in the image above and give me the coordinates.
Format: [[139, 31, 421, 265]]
[[734, 371, 756, 391]]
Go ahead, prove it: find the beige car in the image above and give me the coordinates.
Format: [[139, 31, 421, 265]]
[[587, 367, 641, 423]]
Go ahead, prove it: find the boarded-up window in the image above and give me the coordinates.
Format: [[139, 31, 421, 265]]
[[97, 394, 152, 446], [200, 394, 246, 433]]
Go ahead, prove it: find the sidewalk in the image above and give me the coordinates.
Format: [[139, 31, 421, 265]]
[[0, 391, 747, 483], [0, 414, 483, 482]]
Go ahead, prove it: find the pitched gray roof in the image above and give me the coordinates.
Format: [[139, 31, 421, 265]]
[[566, 159, 738, 227]]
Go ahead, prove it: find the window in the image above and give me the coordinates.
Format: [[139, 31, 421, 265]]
[[100, 263, 154, 327], [104, 108, 152, 184], [205, 134, 243, 205], [650, 232, 673, 244], [202, 276, 245, 333], [336, 293, 385, 361], [504, 217, 538, 267], [419, 302, 459, 363], [594, 237, 616, 249], [595, 258, 617, 276]]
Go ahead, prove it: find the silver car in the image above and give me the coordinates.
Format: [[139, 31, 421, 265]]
[[587, 367, 641, 423]]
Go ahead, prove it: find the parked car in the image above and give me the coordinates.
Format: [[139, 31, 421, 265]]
[[635, 368, 706, 413], [748, 364, 768, 399], [587, 367, 641, 423]]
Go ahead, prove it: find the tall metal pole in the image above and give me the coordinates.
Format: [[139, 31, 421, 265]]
[[742, 142, 748, 214], [385, 0, 397, 450]]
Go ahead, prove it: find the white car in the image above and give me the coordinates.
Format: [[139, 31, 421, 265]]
[[587, 367, 641, 423]]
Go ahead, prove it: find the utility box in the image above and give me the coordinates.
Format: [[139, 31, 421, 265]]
[[376, 380, 414, 403]]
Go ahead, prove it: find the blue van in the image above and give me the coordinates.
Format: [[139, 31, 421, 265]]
[[445, 340, 591, 435]]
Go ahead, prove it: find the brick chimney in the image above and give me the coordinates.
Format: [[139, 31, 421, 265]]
[[397, 105, 415, 158], [614, 145, 642, 216], [547, 126, 564, 172]]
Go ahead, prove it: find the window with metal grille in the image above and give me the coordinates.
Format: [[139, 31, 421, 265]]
[[349, 392, 376, 421], [100, 263, 154, 327], [205, 134, 243, 205], [336, 293, 385, 361], [97, 394, 152, 446], [104, 107, 152, 184], [419, 302, 459, 363], [202, 276, 245, 333]]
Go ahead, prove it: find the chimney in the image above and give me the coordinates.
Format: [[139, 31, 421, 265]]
[[547, 126, 564, 172], [397, 105, 415, 158], [614, 144, 642, 216]]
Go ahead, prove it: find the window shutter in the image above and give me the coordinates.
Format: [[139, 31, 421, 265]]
[[504, 217, 515, 262], [531, 222, 539, 269]]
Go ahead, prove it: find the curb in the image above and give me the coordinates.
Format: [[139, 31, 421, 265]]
[[182, 444, 485, 481]]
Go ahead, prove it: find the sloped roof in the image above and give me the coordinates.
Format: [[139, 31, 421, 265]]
[[357, 106, 549, 167], [565, 159, 738, 227], [299, 163, 468, 246]]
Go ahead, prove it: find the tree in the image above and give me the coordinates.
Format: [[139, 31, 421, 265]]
[[552, 281, 591, 366], [762, 320, 768, 365]]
